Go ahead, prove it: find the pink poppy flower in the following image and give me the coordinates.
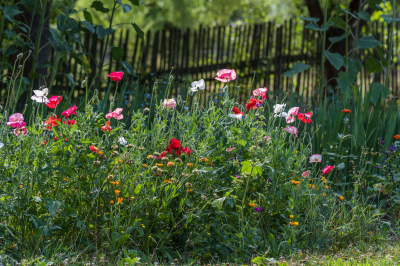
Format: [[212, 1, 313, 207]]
[[215, 69, 237, 83], [265, 136, 271, 144], [63, 120, 75, 126], [286, 107, 299, 123], [7, 113, 26, 128], [163, 99, 176, 109], [298, 112, 312, 123], [106, 108, 123, 120], [302, 170, 310, 178], [252, 87, 267, 101], [283, 126, 298, 137], [108, 71, 124, 82], [321, 165, 335, 175], [226, 147, 236, 152], [101, 121, 111, 132], [14, 126, 28, 136], [46, 96, 62, 108], [61, 105, 77, 119], [309, 154, 322, 163]]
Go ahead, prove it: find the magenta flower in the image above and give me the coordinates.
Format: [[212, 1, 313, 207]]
[[286, 107, 299, 123], [252, 87, 267, 102], [215, 69, 237, 83], [107, 71, 124, 82], [309, 154, 322, 163], [61, 105, 78, 119], [255, 207, 262, 212], [322, 165, 335, 175], [283, 126, 298, 137], [163, 99, 177, 110], [14, 127, 28, 136], [226, 147, 236, 152], [7, 113, 26, 128], [106, 108, 123, 120]]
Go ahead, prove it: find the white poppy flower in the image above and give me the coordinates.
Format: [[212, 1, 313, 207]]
[[118, 137, 127, 146], [31, 88, 50, 103], [229, 113, 243, 120], [0, 143, 4, 149], [337, 163, 345, 170], [274, 112, 287, 118], [273, 103, 286, 114], [189, 79, 205, 92]]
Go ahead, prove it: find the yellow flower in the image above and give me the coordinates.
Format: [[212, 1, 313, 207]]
[[147, 155, 153, 159], [323, 180, 328, 183], [19, 185, 23, 188], [115, 181, 120, 185], [290, 180, 300, 185], [167, 162, 175, 167], [321, 177, 325, 180], [142, 164, 148, 168], [248, 202, 256, 207], [115, 190, 121, 196], [187, 189, 194, 192], [117, 197, 123, 203], [63, 178, 68, 181], [199, 158, 210, 162], [289, 222, 299, 226], [97, 151, 104, 155], [329, 198, 333, 202], [156, 163, 163, 167], [164, 179, 171, 184], [110, 181, 116, 185], [325, 185, 329, 189], [110, 200, 114, 204], [339, 196, 345, 200], [309, 184, 315, 189], [289, 215, 294, 219], [322, 193, 327, 197], [187, 163, 193, 167]]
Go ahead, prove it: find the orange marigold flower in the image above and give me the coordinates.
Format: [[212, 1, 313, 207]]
[[164, 179, 171, 184], [187, 189, 194, 192], [289, 222, 299, 226], [341, 109, 352, 114], [290, 180, 300, 185], [394, 134, 400, 140], [110, 200, 114, 204], [325, 185, 329, 189], [322, 193, 327, 197], [115, 190, 121, 196], [115, 181, 120, 185], [110, 181, 116, 185], [289, 215, 294, 219], [156, 163, 163, 167], [142, 164, 148, 168], [248, 202, 256, 207], [167, 162, 175, 167], [309, 184, 315, 189], [339, 196, 345, 200], [187, 163, 193, 167], [117, 197, 123, 203]]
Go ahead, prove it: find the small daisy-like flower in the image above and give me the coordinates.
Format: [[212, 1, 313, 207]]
[[341, 109, 352, 113]]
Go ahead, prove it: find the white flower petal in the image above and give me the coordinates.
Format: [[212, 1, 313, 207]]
[[33, 90, 44, 97], [0, 143, 4, 148], [229, 113, 242, 120]]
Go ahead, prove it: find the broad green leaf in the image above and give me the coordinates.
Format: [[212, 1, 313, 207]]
[[90, 1, 110, 13], [111, 46, 124, 61], [82, 21, 95, 33], [132, 22, 144, 40], [96, 26, 113, 39], [329, 32, 351, 44], [337, 71, 354, 95], [367, 0, 383, 6], [366, 58, 383, 74], [122, 61, 137, 76], [128, 0, 140, 5], [348, 58, 362, 76], [340, 8, 357, 18], [324, 51, 344, 71], [83, 10, 93, 24], [305, 24, 329, 31], [299, 17, 320, 22], [357, 11, 371, 21], [116, 234, 130, 249], [49, 37, 73, 52], [211, 197, 225, 209], [134, 184, 142, 195], [49, 28, 61, 42], [3, 5, 22, 21], [117, 0, 132, 13], [234, 139, 246, 146], [380, 15, 392, 24], [330, 17, 346, 28], [284, 62, 311, 77], [66, 74, 75, 87], [370, 83, 391, 104], [357, 36, 382, 49]]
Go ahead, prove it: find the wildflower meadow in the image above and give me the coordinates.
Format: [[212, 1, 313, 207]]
[[1, 0, 400, 265]]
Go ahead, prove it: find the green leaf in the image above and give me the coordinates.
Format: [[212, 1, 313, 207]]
[[134, 184, 142, 195], [337, 71, 354, 95], [380, 15, 392, 24], [45, 201, 63, 216], [3, 5, 22, 22], [132, 22, 144, 40], [299, 17, 320, 22], [5, 45, 18, 55], [234, 139, 246, 146], [252, 257, 266, 265], [66, 74, 75, 87], [122, 61, 137, 76], [340, 8, 357, 19], [128, 0, 140, 5], [211, 197, 226, 209], [90, 1, 110, 13], [82, 21, 95, 33], [329, 32, 351, 44], [305, 24, 329, 31], [330, 17, 346, 28], [370, 83, 391, 104], [366, 58, 384, 74], [111, 46, 124, 61], [49, 37, 73, 52], [284, 62, 311, 77], [357, 11, 371, 21], [83, 10, 93, 24], [367, 0, 383, 6], [325, 51, 344, 71], [117, 0, 132, 13], [96, 25, 113, 39], [357, 36, 382, 49], [116, 234, 130, 249]]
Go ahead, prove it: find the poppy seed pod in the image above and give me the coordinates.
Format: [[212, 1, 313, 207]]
[[138, 147, 145, 150], [143, 108, 150, 113], [177, 95, 182, 106], [81, 78, 87, 88], [93, 161, 100, 166]]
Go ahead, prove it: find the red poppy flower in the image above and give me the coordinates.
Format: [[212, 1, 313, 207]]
[[342, 109, 352, 114], [61, 105, 77, 119], [46, 96, 63, 108], [245, 98, 261, 111], [394, 134, 400, 140], [182, 147, 192, 155], [89, 145, 99, 152], [232, 106, 244, 115], [321, 165, 334, 175], [169, 138, 181, 149], [45, 115, 61, 130], [101, 121, 111, 132], [63, 120, 75, 126], [107, 71, 124, 82], [298, 113, 312, 123]]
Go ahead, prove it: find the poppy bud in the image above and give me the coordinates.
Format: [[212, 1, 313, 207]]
[[17, 53, 23, 59], [112, 151, 119, 157], [169, 75, 174, 81], [81, 78, 87, 88], [177, 95, 182, 106], [138, 147, 145, 150], [143, 107, 150, 112]]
